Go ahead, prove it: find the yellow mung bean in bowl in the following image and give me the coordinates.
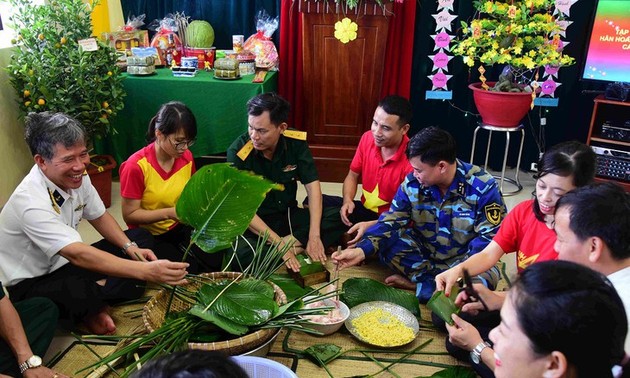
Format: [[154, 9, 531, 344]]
[[345, 301, 419, 347]]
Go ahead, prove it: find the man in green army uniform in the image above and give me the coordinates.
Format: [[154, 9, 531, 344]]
[[226, 93, 343, 272], [1, 281, 61, 377]]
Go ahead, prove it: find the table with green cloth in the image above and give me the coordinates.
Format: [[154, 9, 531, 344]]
[[94, 69, 277, 168]]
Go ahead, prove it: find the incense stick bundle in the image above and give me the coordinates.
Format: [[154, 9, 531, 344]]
[[174, 12, 189, 52]]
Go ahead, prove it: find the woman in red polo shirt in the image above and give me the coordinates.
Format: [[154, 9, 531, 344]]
[[119, 101, 220, 272]]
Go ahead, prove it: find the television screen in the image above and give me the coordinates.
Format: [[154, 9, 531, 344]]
[[581, 0, 630, 83]]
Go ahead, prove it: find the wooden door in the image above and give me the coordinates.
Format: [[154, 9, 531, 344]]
[[300, 1, 391, 182]]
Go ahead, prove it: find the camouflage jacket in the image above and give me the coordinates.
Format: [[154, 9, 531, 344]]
[[357, 160, 507, 262]]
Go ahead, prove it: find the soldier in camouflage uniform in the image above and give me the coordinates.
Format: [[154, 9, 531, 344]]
[[332, 127, 506, 302]]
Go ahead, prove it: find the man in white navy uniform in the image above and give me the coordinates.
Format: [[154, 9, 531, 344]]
[[0, 112, 189, 335]]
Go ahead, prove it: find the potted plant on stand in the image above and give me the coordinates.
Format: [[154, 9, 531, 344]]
[[452, 0, 575, 127], [7, 0, 125, 207]]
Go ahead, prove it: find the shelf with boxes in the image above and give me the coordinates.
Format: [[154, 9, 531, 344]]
[[586, 96, 630, 191]]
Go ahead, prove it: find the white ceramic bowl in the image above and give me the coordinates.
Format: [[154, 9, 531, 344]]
[[301, 296, 350, 335]]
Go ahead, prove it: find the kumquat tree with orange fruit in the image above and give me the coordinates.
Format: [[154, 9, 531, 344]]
[[7, 0, 125, 141]]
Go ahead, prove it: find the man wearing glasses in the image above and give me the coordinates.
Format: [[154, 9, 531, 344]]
[[0, 112, 189, 336]]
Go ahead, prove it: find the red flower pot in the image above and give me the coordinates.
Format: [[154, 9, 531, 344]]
[[86, 155, 117, 208], [469, 82, 533, 127]]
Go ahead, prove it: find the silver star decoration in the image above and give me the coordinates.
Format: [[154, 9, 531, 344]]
[[437, 0, 455, 12], [553, 0, 578, 17], [432, 9, 457, 32]]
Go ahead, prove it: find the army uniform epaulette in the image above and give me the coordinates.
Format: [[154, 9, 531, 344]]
[[237, 130, 308, 160], [283, 129, 307, 141], [237, 140, 254, 161]]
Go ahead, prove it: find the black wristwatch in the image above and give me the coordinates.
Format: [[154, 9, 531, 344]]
[[19, 355, 42, 374], [470, 341, 491, 364]]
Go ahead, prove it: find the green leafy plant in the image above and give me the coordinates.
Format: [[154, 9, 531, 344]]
[[452, 0, 575, 90], [7, 0, 125, 141]]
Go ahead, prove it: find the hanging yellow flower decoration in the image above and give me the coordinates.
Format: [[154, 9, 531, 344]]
[[334, 17, 358, 44]]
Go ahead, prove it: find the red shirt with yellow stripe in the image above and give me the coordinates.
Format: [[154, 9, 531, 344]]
[[119, 143, 195, 235]]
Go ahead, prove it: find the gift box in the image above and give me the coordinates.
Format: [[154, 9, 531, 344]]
[[102, 30, 150, 54], [214, 57, 239, 70], [130, 47, 160, 65], [237, 51, 256, 76], [183, 47, 216, 69]]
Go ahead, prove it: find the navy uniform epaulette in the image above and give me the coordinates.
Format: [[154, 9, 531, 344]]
[[47, 187, 64, 214]]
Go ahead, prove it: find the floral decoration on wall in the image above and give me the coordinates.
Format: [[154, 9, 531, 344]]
[[334, 17, 358, 43]]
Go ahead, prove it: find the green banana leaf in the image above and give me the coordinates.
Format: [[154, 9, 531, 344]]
[[427, 290, 460, 326], [304, 343, 343, 366], [189, 304, 249, 336], [176, 163, 283, 253], [268, 274, 312, 301], [237, 277, 275, 299], [195, 282, 278, 326], [341, 278, 420, 317], [272, 298, 306, 319], [295, 254, 326, 276]]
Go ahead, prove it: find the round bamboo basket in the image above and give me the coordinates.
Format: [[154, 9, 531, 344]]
[[143, 272, 286, 355]]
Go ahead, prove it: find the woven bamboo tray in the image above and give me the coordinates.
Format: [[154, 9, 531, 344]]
[[143, 272, 286, 355]]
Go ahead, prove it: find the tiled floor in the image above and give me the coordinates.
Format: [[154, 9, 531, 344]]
[[50, 168, 535, 362]]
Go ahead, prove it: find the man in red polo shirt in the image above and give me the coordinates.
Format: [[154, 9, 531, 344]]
[[311, 95, 412, 247]]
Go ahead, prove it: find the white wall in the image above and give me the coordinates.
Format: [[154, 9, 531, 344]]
[[0, 46, 33, 206]]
